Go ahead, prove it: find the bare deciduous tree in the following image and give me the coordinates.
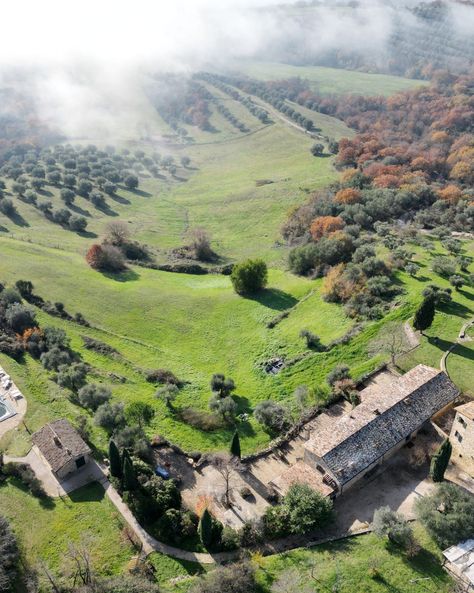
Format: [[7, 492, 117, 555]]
[[104, 220, 130, 246], [368, 321, 409, 366], [211, 453, 242, 507]]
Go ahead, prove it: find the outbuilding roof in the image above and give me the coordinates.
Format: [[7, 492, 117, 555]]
[[455, 401, 474, 421], [443, 539, 474, 586], [305, 365, 459, 485], [32, 419, 91, 473]]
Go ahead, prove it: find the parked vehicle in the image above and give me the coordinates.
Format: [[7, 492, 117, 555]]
[[154, 465, 170, 479]]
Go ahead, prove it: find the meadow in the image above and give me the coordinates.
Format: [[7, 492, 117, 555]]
[[228, 60, 428, 95]]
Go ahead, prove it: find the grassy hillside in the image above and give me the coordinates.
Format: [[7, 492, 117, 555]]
[[0, 234, 472, 460], [227, 61, 427, 96]]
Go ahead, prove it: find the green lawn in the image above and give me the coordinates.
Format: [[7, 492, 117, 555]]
[[0, 480, 133, 576], [256, 528, 453, 593], [149, 527, 453, 593], [228, 61, 427, 96]]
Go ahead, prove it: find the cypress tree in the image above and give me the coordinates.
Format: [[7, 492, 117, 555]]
[[198, 508, 213, 548], [430, 439, 452, 482], [230, 431, 241, 458], [413, 296, 435, 335], [108, 439, 122, 479], [122, 454, 138, 491]]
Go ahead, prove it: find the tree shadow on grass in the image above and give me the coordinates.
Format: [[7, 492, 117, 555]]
[[109, 193, 130, 205], [101, 269, 140, 282], [9, 211, 29, 227], [94, 203, 118, 217], [245, 288, 298, 311], [427, 336, 455, 352], [69, 203, 91, 217], [399, 544, 451, 586], [68, 481, 106, 503], [0, 476, 55, 509], [439, 300, 473, 319], [77, 230, 98, 239], [129, 188, 152, 198], [458, 288, 474, 301]]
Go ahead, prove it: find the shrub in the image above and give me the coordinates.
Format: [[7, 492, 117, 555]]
[[415, 483, 474, 548], [146, 368, 180, 385], [78, 383, 112, 411], [0, 515, 19, 591], [56, 362, 88, 391], [94, 402, 125, 433], [284, 483, 333, 534], [310, 216, 344, 241], [40, 347, 71, 371], [3, 462, 45, 498], [156, 384, 179, 409], [432, 256, 457, 277], [299, 329, 324, 350], [124, 174, 139, 190], [5, 303, 36, 333], [231, 259, 268, 294], [263, 483, 332, 537], [254, 400, 290, 433], [0, 199, 16, 216], [86, 243, 126, 272], [449, 274, 464, 290], [209, 394, 237, 422], [422, 284, 452, 306], [373, 506, 417, 551], [69, 214, 87, 232], [288, 244, 319, 275], [190, 562, 255, 593], [190, 228, 215, 261], [326, 364, 351, 387], [210, 373, 235, 397]]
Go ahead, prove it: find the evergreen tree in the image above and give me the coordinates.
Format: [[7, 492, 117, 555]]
[[108, 439, 122, 479], [430, 439, 452, 482], [230, 431, 241, 458], [198, 508, 213, 548], [413, 296, 435, 335], [122, 453, 138, 491]]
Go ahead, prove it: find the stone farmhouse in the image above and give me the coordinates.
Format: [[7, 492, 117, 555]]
[[32, 419, 91, 480], [273, 365, 459, 498], [450, 401, 474, 474]]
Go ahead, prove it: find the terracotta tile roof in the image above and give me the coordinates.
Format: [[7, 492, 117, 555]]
[[305, 365, 459, 486], [32, 419, 91, 473], [271, 460, 335, 497], [455, 401, 474, 421]]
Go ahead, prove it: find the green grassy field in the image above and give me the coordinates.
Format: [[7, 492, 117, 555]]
[[228, 61, 427, 96], [149, 527, 452, 593], [256, 528, 453, 593], [0, 480, 133, 576]]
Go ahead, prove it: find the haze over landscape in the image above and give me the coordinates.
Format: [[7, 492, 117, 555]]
[[0, 1, 473, 592]]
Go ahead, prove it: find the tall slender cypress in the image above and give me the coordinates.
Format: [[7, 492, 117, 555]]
[[108, 439, 122, 479], [413, 296, 435, 335], [122, 454, 138, 491], [230, 431, 241, 458], [198, 508, 213, 548], [430, 439, 452, 482]]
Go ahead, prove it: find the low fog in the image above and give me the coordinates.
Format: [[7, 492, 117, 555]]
[[0, 0, 472, 141]]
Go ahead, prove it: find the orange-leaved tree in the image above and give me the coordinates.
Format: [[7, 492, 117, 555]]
[[310, 216, 344, 241]]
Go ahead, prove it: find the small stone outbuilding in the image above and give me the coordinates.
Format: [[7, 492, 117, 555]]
[[32, 419, 91, 480]]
